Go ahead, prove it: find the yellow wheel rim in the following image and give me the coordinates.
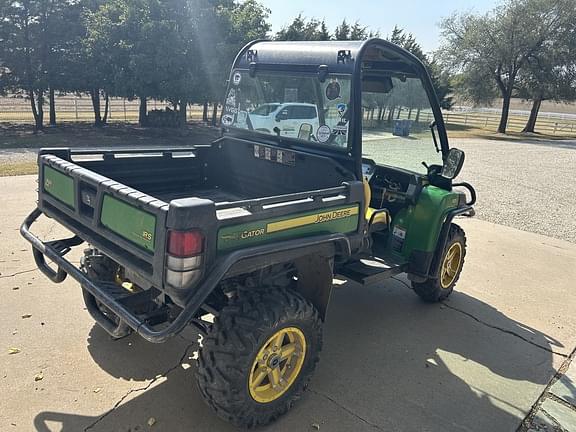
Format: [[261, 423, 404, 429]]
[[440, 242, 463, 289], [248, 327, 307, 404]]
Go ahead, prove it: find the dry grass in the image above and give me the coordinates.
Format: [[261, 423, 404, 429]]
[[0, 122, 219, 150], [0, 161, 37, 177]]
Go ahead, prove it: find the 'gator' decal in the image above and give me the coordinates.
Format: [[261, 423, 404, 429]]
[[217, 205, 359, 251]]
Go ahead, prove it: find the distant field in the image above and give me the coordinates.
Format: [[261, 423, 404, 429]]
[[1, 95, 575, 138], [0, 95, 212, 123], [468, 98, 576, 116]]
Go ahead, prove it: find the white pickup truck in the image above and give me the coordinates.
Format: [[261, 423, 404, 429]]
[[248, 102, 320, 138]]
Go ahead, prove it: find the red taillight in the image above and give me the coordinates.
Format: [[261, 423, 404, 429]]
[[167, 230, 204, 257]]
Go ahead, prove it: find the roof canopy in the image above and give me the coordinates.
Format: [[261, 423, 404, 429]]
[[232, 39, 426, 77]]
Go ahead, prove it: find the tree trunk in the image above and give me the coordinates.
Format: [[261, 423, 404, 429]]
[[49, 87, 56, 126], [415, 108, 421, 123], [522, 98, 542, 133], [29, 89, 43, 131], [387, 106, 395, 123], [90, 89, 102, 127], [497, 94, 511, 134], [139, 96, 147, 126], [202, 99, 209, 122], [396, 108, 402, 120], [211, 102, 218, 126], [102, 92, 110, 124], [37, 90, 44, 130]]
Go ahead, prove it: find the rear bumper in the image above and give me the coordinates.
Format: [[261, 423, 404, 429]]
[[21, 208, 351, 343], [21, 208, 180, 342]]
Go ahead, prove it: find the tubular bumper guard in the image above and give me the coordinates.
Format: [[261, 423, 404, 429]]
[[21, 208, 351, 343]]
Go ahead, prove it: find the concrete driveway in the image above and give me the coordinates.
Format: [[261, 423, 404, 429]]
[[1, 175, 575, 432]]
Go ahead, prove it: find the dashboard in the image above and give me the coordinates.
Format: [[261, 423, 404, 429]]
[[362, 159, 423, 208]]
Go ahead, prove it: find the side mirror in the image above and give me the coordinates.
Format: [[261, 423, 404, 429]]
[[441, 148, 465, 179], [298, 123, 313, 140]]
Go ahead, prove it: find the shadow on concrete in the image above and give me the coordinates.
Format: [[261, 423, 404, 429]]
[[33, 278, 560, 432]]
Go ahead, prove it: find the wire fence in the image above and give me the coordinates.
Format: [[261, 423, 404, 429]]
[[443, 110, 576, 135], [1, 95, 576, 136], [0, 96, 215, 123], [362, 106, 576, 136]]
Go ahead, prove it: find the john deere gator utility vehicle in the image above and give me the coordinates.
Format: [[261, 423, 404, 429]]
[[21, 39, 476, 427]]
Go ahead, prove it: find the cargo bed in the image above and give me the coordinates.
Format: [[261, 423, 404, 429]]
[[34, 143, 362, 306]]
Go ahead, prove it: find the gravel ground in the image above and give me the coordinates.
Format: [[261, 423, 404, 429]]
[[2, 136, 575, 243], [452, 137, 576, 244], [0, 148, 37, 163]]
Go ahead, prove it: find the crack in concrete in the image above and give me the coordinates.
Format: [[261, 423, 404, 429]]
[[0, 267, 38, 279], [390, 276, 568, 358], [442, 303, 568, 357], [547, 393, 576, 414], [308, 388, 385, 431], [517, 346, 576, 432], [83, 342, 196, 432], [536, 408, 566, 432]]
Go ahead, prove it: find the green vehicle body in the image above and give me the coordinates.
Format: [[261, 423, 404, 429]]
[[21, 38, 476, 428], [100, 195, 157, 252], [217, 204, 360, 252], [44, 165, 75, 209], [390, 186, 460, 257], [21, 39, 478, 333]]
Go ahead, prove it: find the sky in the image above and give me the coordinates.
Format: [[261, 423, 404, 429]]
[[258, 0, 500, 54]]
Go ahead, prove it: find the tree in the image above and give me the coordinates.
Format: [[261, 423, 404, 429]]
[[193, 0, 270, 124], [276, 15, 326, 41], [450, 68, 499, 106], [516, 16, 576, 132], [318, 20, 330, 41], [334, 19, 350, 40], [350, 21, 368, 40], [1, 1, 58, 129], [440, 0, 573, 133], [388, 26, 425, 61], [388, 26, 453, 109], [80, 0, 126, 126]]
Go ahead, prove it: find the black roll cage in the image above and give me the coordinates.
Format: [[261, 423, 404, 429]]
[[223, 38, 450, 181]]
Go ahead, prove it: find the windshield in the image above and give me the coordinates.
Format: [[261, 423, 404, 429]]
[[222, 71, 351, 148], [361, 76, 443, 174]]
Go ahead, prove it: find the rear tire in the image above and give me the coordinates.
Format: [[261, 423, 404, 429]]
[[412, 223, 466, 302], [197, 288, 322, 428]]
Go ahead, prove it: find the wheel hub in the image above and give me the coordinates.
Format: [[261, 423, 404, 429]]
[[440, 242, 463, 289], [268, 354, 281, 369], [248, 327, 307, 403]]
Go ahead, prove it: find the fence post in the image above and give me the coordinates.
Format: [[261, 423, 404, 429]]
[[554, 122, 557, 135], [485, 116, 489, 127], [123, 99, 127, 121], [445, 113, 449, 124], [109, 100, 112, 119], [464, 114, 468, 125], [74, 98, 78, 120]]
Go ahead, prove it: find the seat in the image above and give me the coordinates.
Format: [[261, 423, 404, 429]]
[[363, 179, 390, 227]]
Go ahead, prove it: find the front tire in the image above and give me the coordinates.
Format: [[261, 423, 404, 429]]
[[412, 223, 466, 302], [197, 288, 322, 428]]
